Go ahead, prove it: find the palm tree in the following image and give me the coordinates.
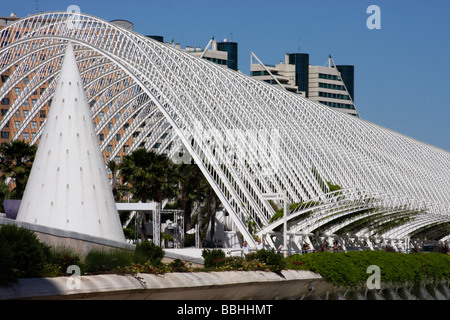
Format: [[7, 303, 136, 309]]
[[107, 159, 119, 202], [119, 148, 178, 203], [176, 161, 207, 232], [0, 140, 37, 199], [119, 148, 178, 240]]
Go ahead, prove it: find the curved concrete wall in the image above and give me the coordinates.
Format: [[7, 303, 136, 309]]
[[0, 270, 327, 300]]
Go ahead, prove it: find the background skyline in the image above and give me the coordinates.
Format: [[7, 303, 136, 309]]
[[2, 0, 449, 151]]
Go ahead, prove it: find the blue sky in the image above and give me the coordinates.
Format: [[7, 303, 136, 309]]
[[3, 0, 450, 151]]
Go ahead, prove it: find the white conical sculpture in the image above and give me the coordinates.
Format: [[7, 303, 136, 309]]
[[16, 41, 125, 243]]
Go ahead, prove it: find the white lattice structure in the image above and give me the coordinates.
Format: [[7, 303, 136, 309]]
[[0, 12, 449, 247]]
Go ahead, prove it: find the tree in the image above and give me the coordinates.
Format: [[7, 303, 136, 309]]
[[176, 161, 205, 232], [107, 159, 119, 202], [119, 149, 178, 203], [119, 149, 178, 240], [0, 140, 37, 199]]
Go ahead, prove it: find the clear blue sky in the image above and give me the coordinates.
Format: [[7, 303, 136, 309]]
[[3, 0, 450, 151]]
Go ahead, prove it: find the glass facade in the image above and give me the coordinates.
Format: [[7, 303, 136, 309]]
[[336, 65, 354, 101], [146, 35, 164, 43], [288, 53, 309, 97], [217, 42, 238, 71]]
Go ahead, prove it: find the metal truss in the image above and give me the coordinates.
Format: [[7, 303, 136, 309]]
[[0, 12, 449, 247]]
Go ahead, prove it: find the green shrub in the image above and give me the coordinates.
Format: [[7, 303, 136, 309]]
[[201, 249, 226, 268], [247, 249, 286, 273], [168, 259, 190, 272], [0, 224, 51, 286], [286, 250, 450, 288], [134, 240, 165, 266], [84, 248, 135, 273], [46, 246, 81, 277], [219, 256, 269, 272]]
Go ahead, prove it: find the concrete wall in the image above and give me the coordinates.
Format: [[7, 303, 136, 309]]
[[0, 270, 328, 300], [0, 217, 134, 256], [1, 269, 447, 300]]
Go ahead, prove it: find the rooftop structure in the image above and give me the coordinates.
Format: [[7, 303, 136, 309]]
[[175, 38, 237, 70], [250, 52, 358, 116]]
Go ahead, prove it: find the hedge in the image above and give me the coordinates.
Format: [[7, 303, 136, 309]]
[[286, 250, 450, 288]]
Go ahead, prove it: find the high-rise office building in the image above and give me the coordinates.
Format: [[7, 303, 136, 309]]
[[216, 40, 238, 71], [250, 52, 358, 116], [287, 53, 310, 97]]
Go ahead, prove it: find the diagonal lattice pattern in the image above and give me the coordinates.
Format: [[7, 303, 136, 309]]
[[0, 12, 449, 246]]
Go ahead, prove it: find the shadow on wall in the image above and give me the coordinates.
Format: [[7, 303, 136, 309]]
[[3, 200, 21, 219]]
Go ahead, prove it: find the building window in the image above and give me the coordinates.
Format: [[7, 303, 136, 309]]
[[31, 121, 37, 129], [23, 110, 29, 118], [115, 134, 120, 141], [1, 132, 9, 139], [106, 145, 112, 153], [14, 87, 20, 95], [318, 73, 339, 81], [1, 98, 10, 106], [23, 132, 29, 140], [99, 133, 104, 141], [14, 121, 20, 129], [40, 110, 46, 118]]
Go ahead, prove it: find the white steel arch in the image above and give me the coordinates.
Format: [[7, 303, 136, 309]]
[[0, 12, 449, 246]]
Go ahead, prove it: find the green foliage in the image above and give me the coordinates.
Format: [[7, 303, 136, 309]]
[[122, 227, 136, 240], [0, 140, 37, 199], [45, 246, 81, 277], [0, 224, 51, 286], [202, 248, 226, 268], [119, 149, 178, 203], [168, 259, 190, 272], [269, 201, 321, 223], [134, 240, 165, 266], [214, 256, 270, 272], [247, 249, 286, 273], [202, 248, 286, 273], [83, 248, 135, 274], [326, 181, 342, 192], [286, 250, 450, 288]]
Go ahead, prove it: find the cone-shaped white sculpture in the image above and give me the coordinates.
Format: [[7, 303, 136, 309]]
[[16, 41, 125, 243]]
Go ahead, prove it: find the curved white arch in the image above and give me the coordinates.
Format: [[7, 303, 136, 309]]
[[0, 12, 449, 246]]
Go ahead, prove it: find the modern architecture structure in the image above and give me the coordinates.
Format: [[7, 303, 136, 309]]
[[176, 37, 237, 70], [0, 12, 449, 250], [250, 52, 358, 116], [16, 41, 125, 243], [250, 52, 298, 93]]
